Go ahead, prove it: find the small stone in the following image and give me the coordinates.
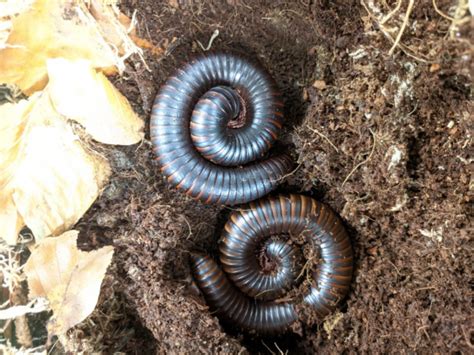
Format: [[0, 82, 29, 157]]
[[168, 0, 179, 9], [302, 88, 309, 101], [367, 247, 377, 256], [430, 63, 440, 72], [312, 80, 326, 90]]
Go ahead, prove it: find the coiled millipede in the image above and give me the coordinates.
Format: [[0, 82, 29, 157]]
[[150, 52, 293, 205], [191, 194, 353, 334]]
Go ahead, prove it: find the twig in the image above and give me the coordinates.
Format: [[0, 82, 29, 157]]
[[307, 126, 339, 152], [387, 259, 401, 275], [261, 340, 276, 355], [341, 129, 377, 187], [0, 298, 49, 320], [274, 342, 287, 355], [360, 0, 432, 63], [271, 162, 302, 184], [296, 256, 313, 281], [432, 0, 457, 21], [389, 0, 415, 55], [381, 0, 403, 24], [181, 215, 193, 239], [433, 0, 471, 39]]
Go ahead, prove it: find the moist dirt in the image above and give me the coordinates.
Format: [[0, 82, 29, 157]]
[[66, 1, 472, 353]]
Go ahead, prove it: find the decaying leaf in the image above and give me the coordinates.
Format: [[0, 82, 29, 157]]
[[0, 94, 36, 244], [0, 19, 10, 49], [0, 95, 35, 190], [24, 230, 114, 335], [0, 194, 23, 245], [47, 58, 144, 145], [0, 0, 35, 50], [0, 298, 49, 320], [0, 0, 35, 17], [88, 0, 142, 59], [0, 0, 145, 244], [0, 92, 111, 244], [0, 0, 143, 94]]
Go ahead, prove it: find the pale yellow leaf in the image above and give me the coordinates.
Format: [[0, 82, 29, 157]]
[[0, 0, 35, 50], [0, 94, 36, 190], [0, 92, 111, 244], [0, 193, 23, 245], [0, 19, 12, 50], [11, 94, 111, 241], [0, 0, 35, 18], [0, 0, 138, 94], [47, 58, 144, 145], [0, 94, 36, 244], [24, 230, 114, 335], [88, 0, 141, 56]]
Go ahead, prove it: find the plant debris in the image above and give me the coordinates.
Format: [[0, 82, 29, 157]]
[[24, 230, 114, 336], [0, 0, 144, 95], [0, 91, 111, 244]]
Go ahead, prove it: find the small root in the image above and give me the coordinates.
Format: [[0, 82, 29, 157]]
[[306, 125, 339, 153], [388, 0, 415, 56], [196, 29, 219, 51], [341, 129, 377, 188]]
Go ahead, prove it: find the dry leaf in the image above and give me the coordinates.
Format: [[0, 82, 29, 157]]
[[0, 194, 23, 245], [0, 0, 142, 94], [88, 0, 142, 57], [0, 93, 110, 244], [47, 58, 144, 145], [0, 298, 49, 320], [0, 1, 144, 244], [0, 0, 35, 17], [0, 95, 36, 244], [0, 19, 12, 50], [0, 95, 35, 190], [24, 230, 114, 335], [131, 35, 165, 57], [0, 0, 35, 50]]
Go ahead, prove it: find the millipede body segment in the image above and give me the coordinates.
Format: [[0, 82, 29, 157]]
[[191, 194, 353, 334], [150, 52, 292, 205]]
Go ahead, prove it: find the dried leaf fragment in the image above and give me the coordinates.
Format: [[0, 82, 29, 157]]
[[312, 80, 327, 90], [0, 0, 35, 49], [0, 92, 111, 244], [0, 95, 36, 190], [0, 0, 35, 18], [0, 298, 49, 320], [24, 230, 114, 335], [0, 194, 23, 245], [0, 0, 142, 94], [47, 58, 144, 145]]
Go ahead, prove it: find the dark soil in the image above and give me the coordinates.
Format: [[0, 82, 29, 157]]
[[69, 0, 472, 353]]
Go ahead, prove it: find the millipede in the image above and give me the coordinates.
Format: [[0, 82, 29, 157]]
[[150, 52, 293, 205], [190, 194, 353, 334]]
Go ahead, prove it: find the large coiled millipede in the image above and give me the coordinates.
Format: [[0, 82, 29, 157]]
[[190, 194, 353, 334], [150, 52, 293, 205]]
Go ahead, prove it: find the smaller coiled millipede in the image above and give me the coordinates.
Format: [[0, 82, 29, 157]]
[[150, 52, 292, 205], [191, 194, 353, 334]]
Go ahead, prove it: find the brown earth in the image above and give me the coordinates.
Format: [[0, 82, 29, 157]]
[[61, 0, 472, 353]]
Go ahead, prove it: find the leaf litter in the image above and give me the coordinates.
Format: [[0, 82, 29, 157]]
[[0, 0, 145, 350], [23, 230, 114, 336]]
